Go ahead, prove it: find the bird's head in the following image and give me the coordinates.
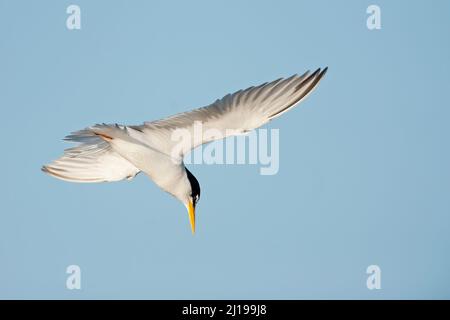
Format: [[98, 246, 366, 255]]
[[184, 168, 200, 234]]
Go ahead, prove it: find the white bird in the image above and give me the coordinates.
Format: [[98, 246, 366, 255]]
[[42, 68, 328, 234]]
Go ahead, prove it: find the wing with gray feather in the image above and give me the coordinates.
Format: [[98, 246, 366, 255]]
[[131, 67, 327, 159]]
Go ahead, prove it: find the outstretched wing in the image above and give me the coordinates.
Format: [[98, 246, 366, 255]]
[[131, 68, 327, 159], [43, 68, 327, 182], [42, 130, 140, 183]]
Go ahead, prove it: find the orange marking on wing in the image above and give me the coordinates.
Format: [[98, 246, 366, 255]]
[[94, 132, 113, 141]]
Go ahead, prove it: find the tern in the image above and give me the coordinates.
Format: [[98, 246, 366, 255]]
[[42, 68, 328, 234]]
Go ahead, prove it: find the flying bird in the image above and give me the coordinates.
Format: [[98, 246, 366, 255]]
[[42, 68, 328, 234]]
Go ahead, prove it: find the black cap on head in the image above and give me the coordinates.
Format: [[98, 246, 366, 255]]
[[186, 168, 200, 206]]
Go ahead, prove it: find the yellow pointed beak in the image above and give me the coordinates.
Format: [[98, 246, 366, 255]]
[[187, 200, 196, 234]]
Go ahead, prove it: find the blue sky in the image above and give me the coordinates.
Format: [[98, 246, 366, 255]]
[[0, 0, 449, 299]]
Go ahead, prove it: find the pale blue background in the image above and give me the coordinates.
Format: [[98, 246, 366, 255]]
[[0, 0, 449, 299]]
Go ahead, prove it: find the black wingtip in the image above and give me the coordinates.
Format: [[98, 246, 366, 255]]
[[316, 67, 328, 83], [310, 68, 321, 78]]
